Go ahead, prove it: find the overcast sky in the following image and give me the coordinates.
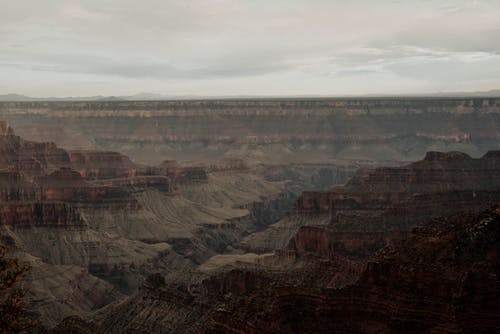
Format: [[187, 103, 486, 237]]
[[1, 0, 500, 97]]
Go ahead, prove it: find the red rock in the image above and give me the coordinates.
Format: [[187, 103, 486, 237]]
[[286, 226, 335, 259], [157, 160, 208, 182], [287, 150, 500, 259], [294, 150, 500, 222], [0, 202, 84, 227], [69, 150, 137, 179], [200, 206, 500, 333], [0, 126, 151, 225], [0, 133, 69, 173]]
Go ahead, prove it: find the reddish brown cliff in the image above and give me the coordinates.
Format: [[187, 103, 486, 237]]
[[288, 151, 500, 257], [0, 125, 166, 229], [0, 127, 70, 173], [201, 206, 500, 334], [156, 160, 208, 183], [294, 151, 500, 228], [69, 150, 137, 180], [286, 226, 335, 259], [0, 202, 84, 227], [5, 98, 500, 165]]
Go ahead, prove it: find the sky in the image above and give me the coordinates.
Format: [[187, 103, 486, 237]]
[[1, 0, 500, 97]]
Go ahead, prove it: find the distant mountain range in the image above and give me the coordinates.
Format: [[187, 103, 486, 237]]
[[0, 93, 208, 102], [1, 90, 499, 101]]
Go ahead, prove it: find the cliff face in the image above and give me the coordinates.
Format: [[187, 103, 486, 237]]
[[245, 151, 500, 259], [2, 98, 500, 164], [0, 126, 214, 218], [41, 144, 500, 333], [200, 206, 500, 334], [294, 151, 500, 234], [0, 146, 141, 225], [0, 123, 301, 327], [343, 150, 500, 193], [86, 206, 499, 333], [0, 132, 70, 173], [156, 161, 208, 183], [69, 150, 137, 180], [0, 202, 84, 227], [286, 226, 335, 259]]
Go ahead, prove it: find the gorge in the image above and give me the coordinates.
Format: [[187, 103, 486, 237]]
[[0, 98, 498, 333]]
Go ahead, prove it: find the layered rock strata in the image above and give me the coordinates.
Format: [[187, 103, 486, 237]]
[[2, 98, 500, 164], [200, 206, 500, 333]]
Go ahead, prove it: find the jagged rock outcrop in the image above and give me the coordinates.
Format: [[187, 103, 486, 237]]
[[0, 125, 70, 173], [200, 206, 500, 334], [245, 151, 500, 258], [0, 120, 15, 136], [69, 150, 137, 180], [0, 123, 298, 328], [292, 151, 500, 250], [156, 160, 208, 183], [296, 151, 500, 215], [0, 202, 84, 227], [286, 226, 335, 259], [88, 256, 363, 334]]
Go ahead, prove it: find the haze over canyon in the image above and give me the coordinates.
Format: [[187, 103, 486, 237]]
[[0, 97, 498, 333]]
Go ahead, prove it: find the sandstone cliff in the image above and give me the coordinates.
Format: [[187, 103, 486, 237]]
[[45, 206, 500, 333], [240, 150, 500, 259], [2, 98, 500, 164], [0, 124, 297, 327], [200, 206, 500, 334]]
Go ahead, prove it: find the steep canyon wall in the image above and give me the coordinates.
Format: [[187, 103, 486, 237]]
[[1, 98, 499, 164]]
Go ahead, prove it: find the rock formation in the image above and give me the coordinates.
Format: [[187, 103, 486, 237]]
[[0, 123, 298, 327], [69, 150, 138, 180], [280, 150, 500, 257], [285, 226, 335, 259], [2, 98, 500, 165], [0, 106, 498, 333], [200, 205, 500, 333], [82, 206, 500, 333]]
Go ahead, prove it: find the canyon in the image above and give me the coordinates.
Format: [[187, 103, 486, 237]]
[[0, 120, 355, 328], [0, 97, 498, 333], [53, 205, 499, 333], [200, 205, 500, 333], [1, 98, 500, 165]]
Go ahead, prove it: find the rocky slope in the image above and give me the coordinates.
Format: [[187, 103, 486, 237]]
[[1, 98, 500, 164], [35, 146, 500, 333], [0, 122, 302, 326], [199, 205, 500, 334], [60, 206, 498, 333], [2, 100, 498, 332], [242, 150, 500, 257]]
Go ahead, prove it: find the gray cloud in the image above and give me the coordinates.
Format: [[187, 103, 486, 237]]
[[1, 0, 499, 96]]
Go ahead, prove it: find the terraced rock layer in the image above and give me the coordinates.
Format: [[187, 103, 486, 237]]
[[238, 149, 500, 261], [2, 98, 500, 164], [61, 206, 498, 333], [0, 122, 300, 327], [199, 206, 500, 334]]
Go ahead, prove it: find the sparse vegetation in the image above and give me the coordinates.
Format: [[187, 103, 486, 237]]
[[0, 244, 35, 334]]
